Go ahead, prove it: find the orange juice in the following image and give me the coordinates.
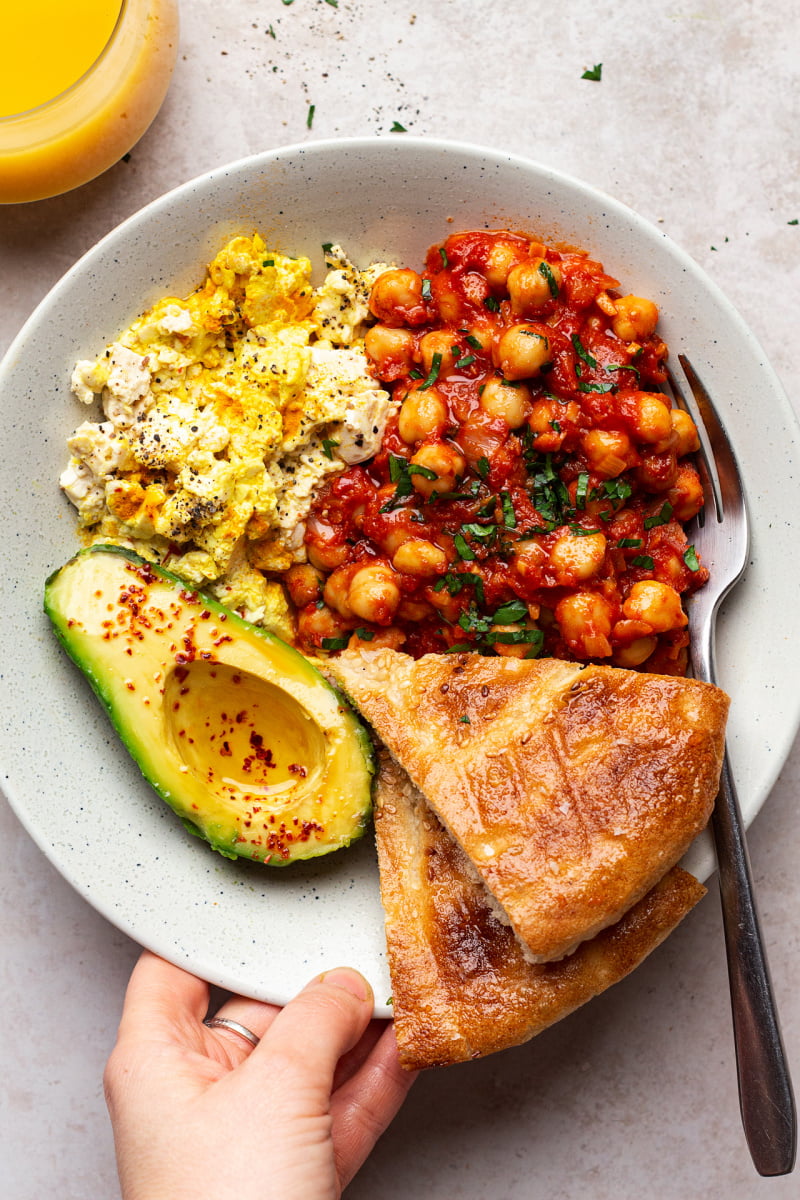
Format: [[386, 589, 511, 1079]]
[[0, 0, 179, 203]]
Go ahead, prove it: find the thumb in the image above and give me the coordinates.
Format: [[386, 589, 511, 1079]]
[[251, 968, 374, 1092]]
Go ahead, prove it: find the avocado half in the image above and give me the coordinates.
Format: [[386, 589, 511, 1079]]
[[44, 545, 374, 865]]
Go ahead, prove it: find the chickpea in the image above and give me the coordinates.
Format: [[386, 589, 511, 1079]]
[[581, 428, 636, 478], [507, 258, 562, 314], [347, 561, 401, 625], [419, 330, 457, 376], [306, 527, 349, 572], [434, 275, 464, 324], [512, 538, 548, 581], [398, 597, 435, 621], [297, 603, 348, 647], [612, 295, 659, 341], [548, 531, 607, 584], [627, 392, 673, 444], [284, 563, 324, 608], [665, 463, 704, 522], [368, 268, 427, 327], [555, 591, 614, 658], [613, 636, 658, 668], [425, 585, 462, 622], [364, 325, 416, 380], [622, 580, 687, 633], [324, 564, 358, 619], [392, 538, 448, 577], [495, 324, 551, 380], [670, 408, 700, 457], [464, 323, 493, 351], [409, 442, 466, 498], [527, 397, 579, 452], [478, 376, 531, 428], [397, 386, 449, 444], [635, 450, 678, 492], [375, 521, 416, 558], [348, 626, 406, 651], [484, 237, 528, 289]]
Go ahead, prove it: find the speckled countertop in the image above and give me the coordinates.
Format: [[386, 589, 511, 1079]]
[[2, 3, 799, 1197]]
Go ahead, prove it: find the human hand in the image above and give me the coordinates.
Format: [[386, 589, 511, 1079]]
[[104, 951, 416, 1200]]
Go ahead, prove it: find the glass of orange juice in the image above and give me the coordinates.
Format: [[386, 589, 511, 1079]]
[[0, 0, 179, 204]]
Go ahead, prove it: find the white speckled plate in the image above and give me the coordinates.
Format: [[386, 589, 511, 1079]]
[[1, 138, 799, 1016]]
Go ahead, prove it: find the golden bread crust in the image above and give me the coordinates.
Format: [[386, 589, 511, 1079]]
[[374, 752, 706, 1070], [330, 649, 728, 962]]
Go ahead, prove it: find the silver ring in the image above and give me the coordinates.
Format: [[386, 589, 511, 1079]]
[[203, 1016, 260, 1048]]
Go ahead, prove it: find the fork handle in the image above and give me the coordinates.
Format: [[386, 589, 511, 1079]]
[[712, 750, 797, 1175]]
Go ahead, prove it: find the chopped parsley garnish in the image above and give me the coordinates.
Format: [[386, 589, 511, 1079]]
[[439, 247, 449, 268], [484, 296, 501, 312], [568, 524, 602, 536], [577, 379, 615, 394], [465, 334, 484, 350], [582, 63, 602, 80], [618, 537, 642, 548], [321, 241, 333, 254], [320, 636, 348, 650], [476, 456, 490, 479], [460, 522, 496, 543], [262, 259, 275, 267], [419, 352, 442, 390], [571, 334, 598, 370], [381, 453, 434, 510], [321, 437, 339, 459], [593, 478, 633, 506], [501, 493, 517, 528], [684, 545, 700, 571], [538, 260, 560, 298], [421, 277, 432, 301], [453, 533, 477, 560], [445, 643, 473, 654], [454, 353, 476, 369], [491, 599, 528, 624], [353, 628, 375, 641], [433, 572, 485, 605], [306, 104, 315, 128], [631, 555, 654, 570], [644, 501, 674, 530], [459, 714, 470, 723], [522, 447, 573, 527], [390, 121, 407, 132], [606, 362, 640, 379], [575, 472, 590, 510], [486, 628, 544, 652], [267, 23, 276, 36]]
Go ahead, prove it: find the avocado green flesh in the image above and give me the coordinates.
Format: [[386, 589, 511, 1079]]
[[44, 545, 374, 864]]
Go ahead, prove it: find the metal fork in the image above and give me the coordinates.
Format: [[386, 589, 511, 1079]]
[[667, 355, 796, 1176]]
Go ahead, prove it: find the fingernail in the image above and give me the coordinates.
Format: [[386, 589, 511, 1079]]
[[317, 967, 372, 1003]]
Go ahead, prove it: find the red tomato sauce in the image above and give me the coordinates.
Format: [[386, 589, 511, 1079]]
[[293, 230, 707, 675]]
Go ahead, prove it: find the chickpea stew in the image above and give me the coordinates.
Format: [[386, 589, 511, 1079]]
[[289, 230, 708, 675]]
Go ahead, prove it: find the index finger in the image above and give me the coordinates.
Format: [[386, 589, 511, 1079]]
[[117, 950, 210, 1046]]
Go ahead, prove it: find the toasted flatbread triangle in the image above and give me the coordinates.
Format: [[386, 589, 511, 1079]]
[[329, 649, 727, 963], [374, 751, 706, 1070]]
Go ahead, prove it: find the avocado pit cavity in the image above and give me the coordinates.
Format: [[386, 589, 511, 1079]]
[[164, 661, 326, 805]]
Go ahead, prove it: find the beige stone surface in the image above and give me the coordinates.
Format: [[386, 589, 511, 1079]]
[[1, 2, 798, 1196]]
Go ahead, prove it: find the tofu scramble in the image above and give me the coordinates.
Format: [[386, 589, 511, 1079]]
[[61, 236, 394, 641]]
